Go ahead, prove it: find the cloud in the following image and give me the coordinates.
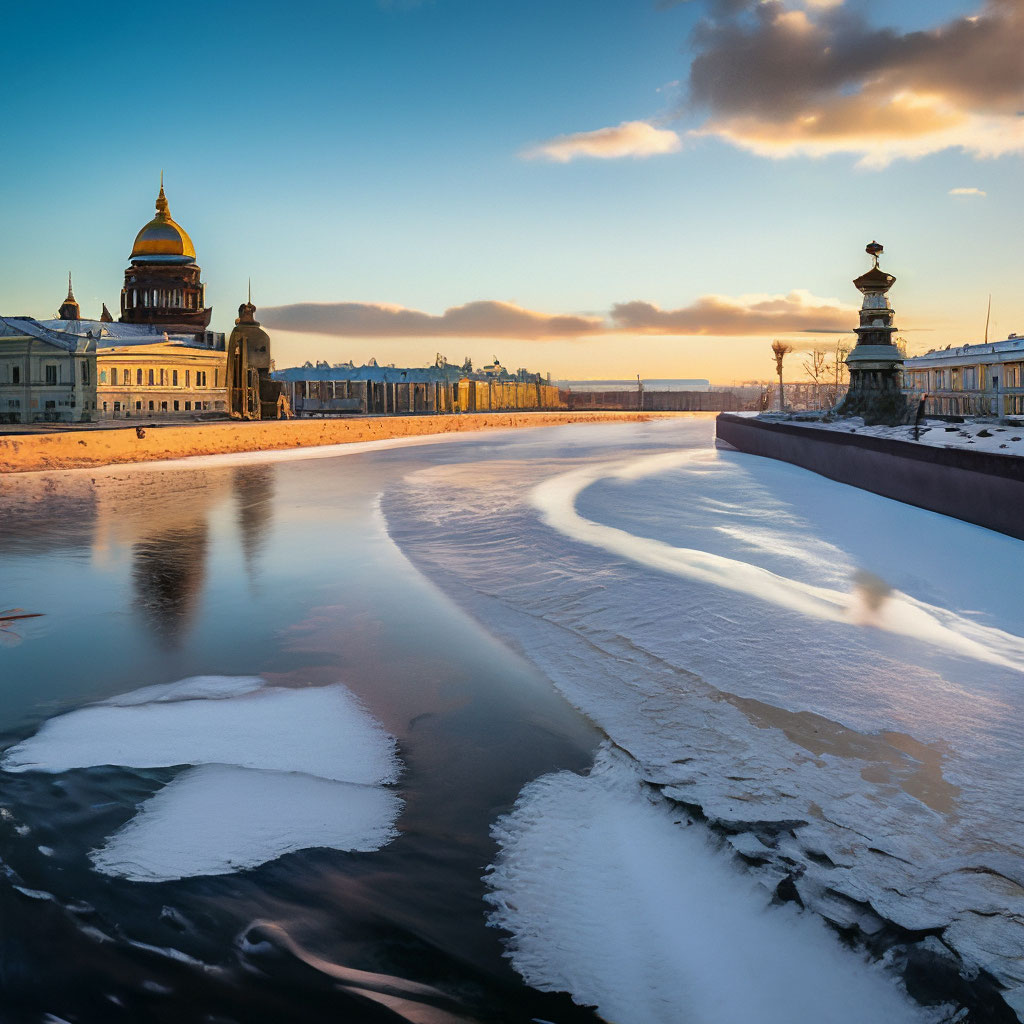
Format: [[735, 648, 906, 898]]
[[610, 289, 853, 335], [949, 186, 987, 196], [522, 120, 682, 163], [261, 291, 854, 340], [681, 0, 1024, 166], [260, 300, 605, 339]]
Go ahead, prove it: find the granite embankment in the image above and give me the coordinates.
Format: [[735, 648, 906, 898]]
[[0, 412, 693, 474]]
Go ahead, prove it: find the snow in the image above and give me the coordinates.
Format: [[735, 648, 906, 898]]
[[1, 676, 402, 881], [91, 764, 400, 882], [777, 415, 1024, 457], [381, 420, 1024, 1011], [486, 746, 935, 1024], [1, 677, 401, 785]]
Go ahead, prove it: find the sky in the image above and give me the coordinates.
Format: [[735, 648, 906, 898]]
[[1, 0, 1021, 383]]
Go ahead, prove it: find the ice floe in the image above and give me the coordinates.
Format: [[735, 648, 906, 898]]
[[382, 424, 1024, 1015], [1, 676, 402, 881], [486, 747, 937, 1024]]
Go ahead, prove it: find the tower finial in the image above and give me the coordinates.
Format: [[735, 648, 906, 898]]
[[865, 240, 884, 269], [66, 271, 75, 301], [156, 171, 169, 217]]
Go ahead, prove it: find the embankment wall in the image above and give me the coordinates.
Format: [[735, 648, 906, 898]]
[[715, 413, 1024, 541], [0, 411, 694, 475]]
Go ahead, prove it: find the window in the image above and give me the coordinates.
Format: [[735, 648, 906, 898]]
[[172, 370, 178, 386], [136, 401, 142, 411], [214, 369, 219, 387], [45, 365, 57, 385], [81, 361, 90, 384], [185, 401, 192, 411], [173, 400, 180, 411], [160, 369, 166, 386], [161, 401, 167, 411], [12, 366, 20, 384], [148, 369, 155, 386], [101, 370, 108, 384], [196, 370, 207, 387], [113, 401, 121, 412], [185, 370, 191, 387], [102, 402, 108, 412], [137, 368, 143, 386]]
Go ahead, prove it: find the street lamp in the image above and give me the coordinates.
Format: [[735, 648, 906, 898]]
[[771, 340, 792, 413]]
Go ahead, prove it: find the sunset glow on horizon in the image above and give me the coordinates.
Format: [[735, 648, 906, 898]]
[[3, 0, 1021, 383]]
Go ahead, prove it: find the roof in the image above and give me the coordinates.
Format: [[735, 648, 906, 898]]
[[130, 183, 196, 261], [272, 364, 467, 384], [0, 316, 221, 351], [905, 335, 1024, 367]]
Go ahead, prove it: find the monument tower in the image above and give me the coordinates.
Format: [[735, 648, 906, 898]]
[[837, 241, 908, 425]]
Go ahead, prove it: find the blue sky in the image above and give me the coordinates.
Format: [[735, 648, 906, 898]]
[[2, 0, 1020, 380]]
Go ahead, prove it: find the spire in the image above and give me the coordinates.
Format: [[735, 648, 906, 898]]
[[248, 277, 251, 304], [155, 171, 169, 218], [100, 303, 114, 323], [58, 272, 81, 320]]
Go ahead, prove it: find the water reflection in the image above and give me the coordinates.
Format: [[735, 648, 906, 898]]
[[132, 523, 209, 647], [233, 465, 275, 576]]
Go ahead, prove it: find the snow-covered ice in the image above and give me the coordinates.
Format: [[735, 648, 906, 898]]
[[381, 420, 1024, 1013], [1, 676, 402, 880], [91, 764, 401, 882], [486, 745, 936, 1024]]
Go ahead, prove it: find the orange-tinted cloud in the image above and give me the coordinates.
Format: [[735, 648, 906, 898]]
[[610, 290, 852, 335], [683, 0, 1024, 165], [522, 120, 682, 162], [260, 300, 604, 339], [261, 290, 853, 339]]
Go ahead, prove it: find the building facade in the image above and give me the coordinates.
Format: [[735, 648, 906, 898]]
[[0, 180, 271, 423], [903, 335, 1024, 417]]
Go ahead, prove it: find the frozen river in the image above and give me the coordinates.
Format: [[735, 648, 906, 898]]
[[1, 418, 1021, 1023]]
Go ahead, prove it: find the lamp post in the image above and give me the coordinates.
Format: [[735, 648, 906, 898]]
[[771, 340, 791, 413]]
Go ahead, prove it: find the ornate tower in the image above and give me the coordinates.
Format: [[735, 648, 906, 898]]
[[57, 273, 81, 320], [837, 241, 908, 425], [119, 176, 212, 333], [226, 288, 283, 419]]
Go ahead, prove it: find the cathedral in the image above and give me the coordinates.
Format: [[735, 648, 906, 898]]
[[0, 179, 280, 424]]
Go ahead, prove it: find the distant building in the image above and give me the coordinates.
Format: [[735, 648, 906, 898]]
[[0, 181, 275, 423], [904, 334, 1024, 417]]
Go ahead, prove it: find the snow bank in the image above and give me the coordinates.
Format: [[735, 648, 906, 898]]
[[381, 423, 1024, 1010], [1, 676, 402, 880], [532, 450, 1024, 672], [779, 415, 1024, 457], [486, 747, 935, 1024]]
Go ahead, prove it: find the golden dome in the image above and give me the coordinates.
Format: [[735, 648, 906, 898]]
[[130, 178, 196, 260]]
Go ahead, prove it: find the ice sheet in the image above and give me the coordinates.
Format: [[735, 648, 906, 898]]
[[1, 677, 403, 880], [91, 764, 401, 881], [2, 678, 400, 786], [486, 747, 935, 1024], [381, 423, 1024, 1011]]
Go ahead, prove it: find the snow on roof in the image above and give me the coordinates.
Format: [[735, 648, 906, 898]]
[[273, 364, 470, 384], [907, 335, 1024, 365], [0, 316, 221, 351]]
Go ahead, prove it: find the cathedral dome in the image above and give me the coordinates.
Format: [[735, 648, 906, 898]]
[[130, 179, 196, 261]]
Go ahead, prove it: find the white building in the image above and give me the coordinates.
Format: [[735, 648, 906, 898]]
[[903, 334, 1024, 417]]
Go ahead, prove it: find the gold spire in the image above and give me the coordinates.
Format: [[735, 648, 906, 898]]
[[66, 271, 75, 301], [155, 171, 169, 218]]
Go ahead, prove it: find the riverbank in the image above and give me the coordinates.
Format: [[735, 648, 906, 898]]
[[0, 411, 693, 474], [716, 412, 1024, 541]]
